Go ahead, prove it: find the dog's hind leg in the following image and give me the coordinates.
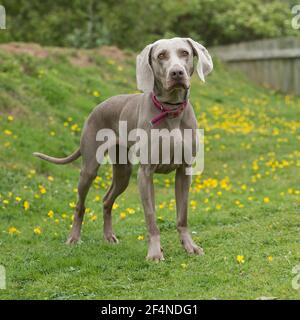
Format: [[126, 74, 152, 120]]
[[66, 159, 99, 244], [102, 163, 132, 243]]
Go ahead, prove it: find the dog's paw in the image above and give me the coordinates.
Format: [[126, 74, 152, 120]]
[[182, 239, 204, 256], [146, 251, 165, 262], [66, 236, 80, 245], [104, 233, 119, 244], [146, 236, 164, 262]]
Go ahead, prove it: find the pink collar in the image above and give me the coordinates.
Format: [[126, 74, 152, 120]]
[[150, 93, 188, 126]]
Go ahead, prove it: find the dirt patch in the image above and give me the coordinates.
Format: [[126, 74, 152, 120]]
[[69, 46, 133, 67], [96, 46, 131, 62], [0, 42, 134, 67], [0, 42, 49, 58], [69, 51, 94, 67]]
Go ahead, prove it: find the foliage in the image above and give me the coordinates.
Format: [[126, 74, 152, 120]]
[[0, 0, 298, 49]]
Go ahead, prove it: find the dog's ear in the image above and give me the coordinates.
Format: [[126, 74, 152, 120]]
[[186, 38, 213, 82], [136, 43, 154, 93]]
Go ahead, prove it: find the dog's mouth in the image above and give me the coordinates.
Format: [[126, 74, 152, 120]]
[[166, 80, 189, 91]]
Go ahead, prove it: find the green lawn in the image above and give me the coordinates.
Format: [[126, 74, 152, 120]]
[[0, 43, 299, 299]]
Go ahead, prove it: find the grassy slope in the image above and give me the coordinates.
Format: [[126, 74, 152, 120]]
[[0, 44, 299, 300]]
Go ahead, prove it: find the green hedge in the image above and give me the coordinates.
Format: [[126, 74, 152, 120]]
[[0, 0, 298, 49]]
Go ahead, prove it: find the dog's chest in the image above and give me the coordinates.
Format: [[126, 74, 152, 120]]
[[147, 119, 197, 171]]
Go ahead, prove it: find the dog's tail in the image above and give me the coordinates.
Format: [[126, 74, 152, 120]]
[[33, 148, 81, 165]]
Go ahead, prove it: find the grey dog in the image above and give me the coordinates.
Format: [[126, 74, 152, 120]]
[[34, 37, 213, 261]]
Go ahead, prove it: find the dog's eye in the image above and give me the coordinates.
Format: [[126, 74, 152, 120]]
[[158, 53, 166, 60], [182, 50, 189, 56]]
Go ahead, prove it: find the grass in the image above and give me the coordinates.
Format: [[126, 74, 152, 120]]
[[0, 43, 299, 300]]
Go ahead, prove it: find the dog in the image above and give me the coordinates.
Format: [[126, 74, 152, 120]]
[[34, 37, 213, 261]]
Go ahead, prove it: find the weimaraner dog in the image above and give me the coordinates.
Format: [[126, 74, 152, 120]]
[[34, 37, 213, 261]]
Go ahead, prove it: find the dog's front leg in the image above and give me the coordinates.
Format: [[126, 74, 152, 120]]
[[175, 166, 204, 255], [138, 166, 164, 262]]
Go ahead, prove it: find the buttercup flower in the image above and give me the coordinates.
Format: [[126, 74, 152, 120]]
[[34, 227, 42, 235], [236, 255, 245, 264], [8, 226, 20, 235], [120, 212, 126, 220], [48, 210, 54, 218], [23, 201, 30, 211], [263, 197, 270, 203], [69, 202, 76, 208]]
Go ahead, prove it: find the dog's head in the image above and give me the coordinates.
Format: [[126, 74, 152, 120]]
[[136, 37, 213, 93]]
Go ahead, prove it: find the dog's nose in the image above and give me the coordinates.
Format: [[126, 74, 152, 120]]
[[170, 69, 184, 80]]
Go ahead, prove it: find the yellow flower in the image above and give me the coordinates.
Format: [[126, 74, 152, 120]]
[[3, 199, 9, 205], [4, 129, 12, 136], [92, 90, 100, 97], [48, 210, 54, 218], [137, 235, 144, 241], [39, 185, 47, 194], [15, 196, 22, 202], [126, 208, 135, 214], [120, 212, 126, 220], [159, 202, 166, 209], [267, 256, 273, 262], [8, 226, 20, 235], [263, 197, 270, 204], [236, 255, 245, 264], [94, 195, 101, 202], [50, 131, 56, 136], [69, 202, 76, 208], [112, 203, 119, 210], [190, 200, 197, 207], [23, 201, 30, 211], [7, 115, 14, 121], [48, 176, 54, 182], [34, 227, 42, 235], [90, 214, 97, 222], [216, 204, 222, 210], [71, 123, 79, 132]]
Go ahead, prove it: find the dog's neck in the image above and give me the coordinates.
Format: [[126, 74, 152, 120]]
[[153, 83, 189, 105]]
